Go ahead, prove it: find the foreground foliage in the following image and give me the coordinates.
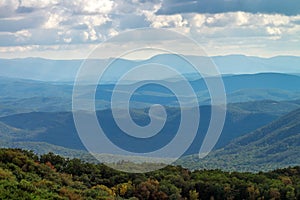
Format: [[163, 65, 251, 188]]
[[0, 148, 300, 199]]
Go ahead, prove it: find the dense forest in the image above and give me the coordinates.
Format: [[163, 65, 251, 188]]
[[0, 148, 300, 199]]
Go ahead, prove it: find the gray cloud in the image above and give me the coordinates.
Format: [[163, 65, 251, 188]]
[[157, 0, 300, 16], [0, 0, 19, 18], [0, 34, 19, 46], [72, 24, 89, 30], [118, 14, 150, 29], [0, 15, 46, 32], [0, 29, 60, 47], [16, 6, 35, 14]]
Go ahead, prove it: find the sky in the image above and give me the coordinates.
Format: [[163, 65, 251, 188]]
[[0, 0, 300, 59]]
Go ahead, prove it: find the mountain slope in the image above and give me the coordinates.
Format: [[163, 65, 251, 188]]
[[0, 121, 33, 141], [0, 112, 84, 150], [184, 108, 300, 172]]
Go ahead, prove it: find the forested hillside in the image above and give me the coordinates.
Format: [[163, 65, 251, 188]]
[[178, 108, 300, 172], [1, 148, 300, 199]]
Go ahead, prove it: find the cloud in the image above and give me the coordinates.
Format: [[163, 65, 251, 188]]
[[0, 0, 19, 18], [157, 0, 300, 16], [19, 0, 58, 8], [61, 0, 115, 15], [147, 14, 188, 28], [0, 15, 45, 32], [0, 0, 300, 58], [118, 14, 150, 29]]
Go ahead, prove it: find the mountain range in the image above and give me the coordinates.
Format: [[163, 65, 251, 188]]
[[0, 99, 300, 159], [1, 73, 300, 117], [1, 54, 300, 82], [0, 59, 300, 172]]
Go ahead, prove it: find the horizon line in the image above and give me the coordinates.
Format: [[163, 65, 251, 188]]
[[1, 53, 300, 61]]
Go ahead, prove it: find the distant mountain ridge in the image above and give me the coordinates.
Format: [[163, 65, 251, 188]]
[[1, 54, 300, 81], [1, 73, 300, 115]]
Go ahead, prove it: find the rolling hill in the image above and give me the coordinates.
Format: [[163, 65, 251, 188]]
[[0, 100, 299, 156]]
